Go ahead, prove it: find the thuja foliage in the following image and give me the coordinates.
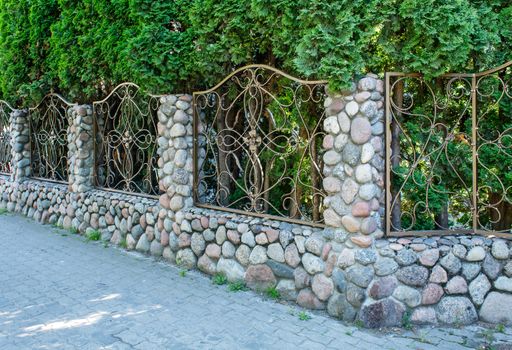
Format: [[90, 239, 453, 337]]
[[0, 0, 510, 105]]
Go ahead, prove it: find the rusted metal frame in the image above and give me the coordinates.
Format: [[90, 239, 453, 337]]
[[192, 64, 328, 226], [471, 74, 478, 233], [195, 203, 328, 228], [385, 61, 512, 236], [30, 176, 68, 186], [0, 100, 14, 175], [28, 93, 76, 183], [92, 83, 164, 197]]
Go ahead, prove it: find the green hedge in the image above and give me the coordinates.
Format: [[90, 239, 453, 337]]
[[0, 0, 509, 105]]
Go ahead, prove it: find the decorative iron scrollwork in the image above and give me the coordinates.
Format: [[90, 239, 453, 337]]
[[93, 83, 161, 197], [0, 100, 13, 174], [193, 65, 328, 226], [29, 94, 74, 182], [386, 61, 512, 235]]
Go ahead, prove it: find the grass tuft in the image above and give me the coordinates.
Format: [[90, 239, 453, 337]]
[[86, 230, 101, 241], [227, 281, 247, 292], [265, 286, 280, 300], [212, 273, 227, 285], [298, 311, 311, 321]]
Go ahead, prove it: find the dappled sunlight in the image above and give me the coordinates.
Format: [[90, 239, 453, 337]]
[[20, 311, 108, 334], [111, 304, 163, 319], [89, 293, 121, 302]]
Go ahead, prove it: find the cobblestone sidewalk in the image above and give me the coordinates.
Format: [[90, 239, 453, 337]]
[[1, 213, 511, 350]]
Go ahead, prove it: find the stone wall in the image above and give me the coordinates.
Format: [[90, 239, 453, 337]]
[[1, 81, 511, 328]]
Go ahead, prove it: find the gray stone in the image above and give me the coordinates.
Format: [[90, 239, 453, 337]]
[[346, 265, 374, 288], [323, 150, 342, 165], [215, 226, 227, 245], [440, 253, 461, 275], [331, 268, 347, 292], [374, 257, 399, 276], [135, 234, 150, 253], [279, 230, 293, 248], [235, 245, 251, 266], [276, 279, 297, 301], [358, 298, 406, 328], [323, 116, 340, 134], [492, 240, 509, 260], [222, 241, 236, 258], [396, 265, 429, 287], [469, 273, 491, 305], [393, 285, 421, 307], [191, 232, 206, 256], [462, 263, 481, 281], [327, 292, 357, 322], [267, 243, 285, 262], [294, 267, 311, 289], [436, 297, 477, 325], [505, 261, 512, 277], [342, 143, 361, 167], [355, 164, 372, 183], [341, 178, 359, 204], [176, 248, 197, 269], [422, 283, 444, 305], [495, 276, 512, 292], [249, 245, 267, 265], [266, 260, 294, 279], [150, 240, 163, 256], [217, 258, 245, 282], [395, 249, 418, 266], [302, 253, 325, 275], [355, 249, 377, 265], [241, 232, 255, 247], [305, 236, 324, 256], [479, 292, 512, 325], [466, 246, 486, 261], [346, 283, 365, 307], [452, 244, 467, 259], [483, 253, 502, 280]]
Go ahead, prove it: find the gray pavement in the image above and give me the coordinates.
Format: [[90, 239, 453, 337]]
[[0, 213, 511, 350]]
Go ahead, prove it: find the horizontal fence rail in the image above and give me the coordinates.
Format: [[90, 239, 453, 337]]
[[386, 61, 512, 237], [193, 65, 328, 227], [29, 93, 75, 183], [0, 100, 14, 175], [93, 83, 162, 198]]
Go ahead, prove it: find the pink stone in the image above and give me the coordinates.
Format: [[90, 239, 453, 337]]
[[323, 135, 334, 149], [419, 249, 440, 267], [429, 265, 448, 283], [321, 243, 332, 261], [159, 194, 171, 209], [397, 238, 411, 245], [350, 117, 372, 144], [422, 283, 444, 305], [284, 244, 301, 268], [160, 231, 169, 246], [350, 236, 373, 248], [341, 215, 360, 233], [255, 233, 268, 245], [352, 201, 371, 217], [245, 264, 276, 290], [140, 215, 147, 229], [324, 209, 343, 227], [323, 177, 342, 194], [445, 276, 468, 294], [265, 229, 279, 243], [389, 243, 404, 251], [324, 253, 337, 277], [227, 230, 240, 244], [205, 243, 221, 259], [312, 274, 334, 301], [200, 216, 209, 229], [296, 289, 325, 310], [172, 222, 181, 235], [178, 233, 191, 248], [360, 217, 377, 234]]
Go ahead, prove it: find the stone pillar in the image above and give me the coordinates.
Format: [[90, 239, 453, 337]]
[[157, 94, 194, 220], [68, 105, 94, 193], [9, 109, 30, 181], [322, 74, 385, 248]]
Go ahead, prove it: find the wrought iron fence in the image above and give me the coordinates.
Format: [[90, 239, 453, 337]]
[[385, 61, 512, 237], [93, 83, 162, 197], [0, 100, 14, 174], [29, 94, 74, 182], [193, 65, 328, 227]]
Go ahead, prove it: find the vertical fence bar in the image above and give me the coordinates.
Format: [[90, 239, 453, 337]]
[[471, 74, 478, 234], [385, 73, 392, 236]]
